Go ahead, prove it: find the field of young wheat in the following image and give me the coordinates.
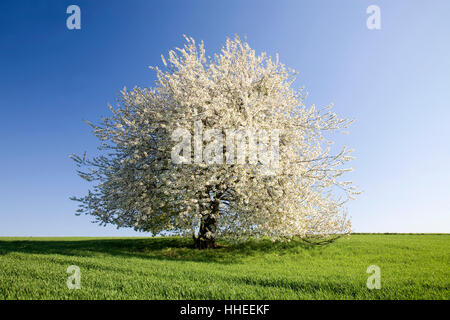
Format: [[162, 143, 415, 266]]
[[0, 234, 448, 299]]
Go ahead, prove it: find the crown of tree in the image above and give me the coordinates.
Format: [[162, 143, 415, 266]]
[[71, 36, 359, 248]]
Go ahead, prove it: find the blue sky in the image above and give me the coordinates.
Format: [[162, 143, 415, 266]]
[[0, 0, 449, 236]]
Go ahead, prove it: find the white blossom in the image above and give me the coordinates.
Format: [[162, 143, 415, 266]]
[[71, 36, 359, 246]]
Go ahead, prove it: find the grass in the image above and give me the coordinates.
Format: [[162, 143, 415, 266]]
[[0, 234, 448, 300]]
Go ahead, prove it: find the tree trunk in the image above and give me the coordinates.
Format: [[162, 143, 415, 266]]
[[193, 201, 219, 249]]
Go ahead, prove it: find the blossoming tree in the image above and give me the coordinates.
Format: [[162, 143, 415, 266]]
[[71, 36, 359, 249]]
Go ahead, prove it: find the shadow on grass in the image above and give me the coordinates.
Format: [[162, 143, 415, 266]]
[[0, 237, 318, 264]]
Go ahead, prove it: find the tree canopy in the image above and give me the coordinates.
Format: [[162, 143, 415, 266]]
[[71, 36, 359, 248]]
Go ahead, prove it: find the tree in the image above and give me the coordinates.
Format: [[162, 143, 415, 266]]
[[71, 36, 359, 249]]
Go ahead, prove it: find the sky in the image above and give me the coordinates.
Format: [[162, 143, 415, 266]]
[[0, 0, 449, 236]]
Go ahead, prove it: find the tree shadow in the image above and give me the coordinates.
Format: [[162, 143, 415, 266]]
[[0, 237, 320, 264]]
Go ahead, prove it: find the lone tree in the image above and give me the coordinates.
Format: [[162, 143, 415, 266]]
[[71, 36, 359, 249]]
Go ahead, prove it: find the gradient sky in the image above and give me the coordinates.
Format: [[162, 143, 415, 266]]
[[1, 0, 449, 236]]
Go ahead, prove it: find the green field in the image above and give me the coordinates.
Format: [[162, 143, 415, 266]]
[[0, 234, 448, 300]]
